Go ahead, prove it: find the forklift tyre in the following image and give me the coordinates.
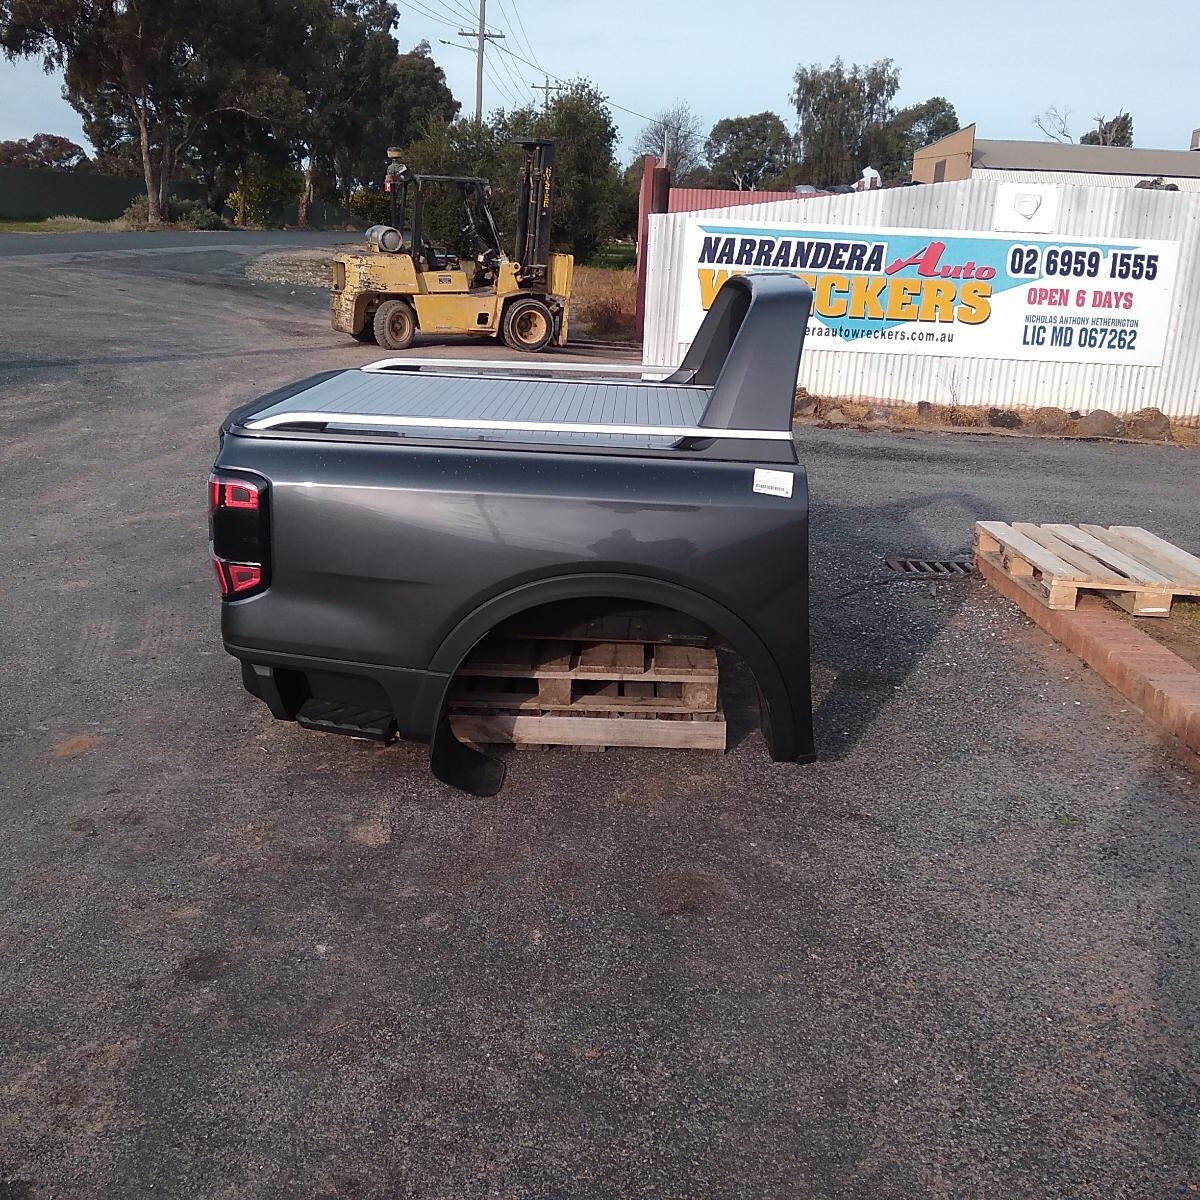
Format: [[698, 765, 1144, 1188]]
[[374, 299, 417, 351], [502, 298, 555, 353]]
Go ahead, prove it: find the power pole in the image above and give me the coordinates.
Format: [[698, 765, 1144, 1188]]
[[458, 0, 503, 123], [531, 76, 563, 111]]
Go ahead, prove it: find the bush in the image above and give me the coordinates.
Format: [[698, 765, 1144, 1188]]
[[347, 188, 392, 226], [227, 161, 303, 226], [119, 194, 223, 229], [121, 194, 151, 229], [571, 265, 637, 340], [174, 198, 224, 230]]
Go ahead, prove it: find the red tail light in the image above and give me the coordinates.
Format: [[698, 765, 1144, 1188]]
[[212, 558, 264, 597], [209, 471, 269, 599], [226, 563, 263, 593], [222, 481, 260, 510]]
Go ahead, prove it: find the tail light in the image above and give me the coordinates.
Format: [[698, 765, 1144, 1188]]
[[209, 470, 270, 599]]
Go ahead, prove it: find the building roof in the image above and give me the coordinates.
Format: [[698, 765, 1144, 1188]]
[[972, 137, 1200, 179]]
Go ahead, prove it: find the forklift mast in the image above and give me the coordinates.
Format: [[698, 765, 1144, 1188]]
[[513, 139, 556, 286]]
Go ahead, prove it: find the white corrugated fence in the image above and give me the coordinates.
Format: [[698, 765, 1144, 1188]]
[[642, 178, 1200, 420]]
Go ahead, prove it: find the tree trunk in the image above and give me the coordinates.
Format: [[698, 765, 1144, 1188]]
[[132, 99, 160, 225], [204, 169, 222, 214], [298, 155, 314, 228], [236, 162, 247, 227], [157, 131, 173, 220]]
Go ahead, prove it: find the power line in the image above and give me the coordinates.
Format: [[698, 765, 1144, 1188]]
[[425, 5, 654, 126], [477, 0, 536, 103], [495, 0, 540, 70], [398, 0, 462, 31], [427, 0, 495, 31], [491, 30, 533, 102], [483, 61, 520, 109], [509, 2, 541, 68], [437, 33, 519, 117], [430, 0, 475, 22], [489, 41, 652, 121]]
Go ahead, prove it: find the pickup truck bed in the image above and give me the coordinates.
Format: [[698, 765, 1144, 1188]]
[[210, 273, 816, 794]]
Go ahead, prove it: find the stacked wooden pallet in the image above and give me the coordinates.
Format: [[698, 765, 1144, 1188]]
[[975, 522, 1200, 616], [448, 635, 725, 751]]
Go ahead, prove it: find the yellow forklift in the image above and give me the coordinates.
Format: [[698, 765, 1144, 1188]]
[[331, 139, 573, 352]]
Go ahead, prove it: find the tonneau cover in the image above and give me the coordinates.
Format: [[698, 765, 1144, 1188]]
[[250, 369, 710, 447]]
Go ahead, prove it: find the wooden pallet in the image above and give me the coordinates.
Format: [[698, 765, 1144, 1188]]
[[448, 636, 726, 751], [974, 522, 1200, 616]]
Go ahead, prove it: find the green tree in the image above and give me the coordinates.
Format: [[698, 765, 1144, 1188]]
[[286, 5, 458, 224], [0, 132, 87, 169], [873, 95, 959, 179], [529, 81, 622, 261], [1, 0, 303, 223], [791, 57, 899, 187], [404, 80, 621, 262], [354, 41, 458, 186], [1080, 112, 1133, 147], [704, 112, 794, 190]]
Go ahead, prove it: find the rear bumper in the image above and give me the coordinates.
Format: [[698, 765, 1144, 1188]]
[[227, 641, 447, 742]]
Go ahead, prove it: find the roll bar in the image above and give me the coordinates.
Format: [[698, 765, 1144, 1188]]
[[668, 273, 813, 433]]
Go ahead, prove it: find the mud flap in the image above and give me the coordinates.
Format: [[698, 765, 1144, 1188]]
[[429, 708, 506, 796]]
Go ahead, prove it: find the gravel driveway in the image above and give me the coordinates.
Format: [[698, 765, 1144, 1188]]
[[0, 233, 1196, 1200]]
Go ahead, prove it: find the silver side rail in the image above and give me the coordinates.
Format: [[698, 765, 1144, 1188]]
[[361, 356, 678, 377], [244, 411, 791, 440]]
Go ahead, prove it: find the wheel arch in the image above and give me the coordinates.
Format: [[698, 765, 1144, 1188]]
[[425, 572, 802, 763]]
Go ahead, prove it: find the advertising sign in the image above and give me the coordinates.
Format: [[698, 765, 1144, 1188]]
[[679, 218, 1180, 365]]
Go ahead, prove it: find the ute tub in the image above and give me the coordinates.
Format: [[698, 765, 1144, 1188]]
[[214, 273, 816, 794]]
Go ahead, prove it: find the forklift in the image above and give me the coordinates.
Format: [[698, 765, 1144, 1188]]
[[330, 139, 574, 352]]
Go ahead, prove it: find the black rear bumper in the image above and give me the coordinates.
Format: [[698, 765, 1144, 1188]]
[[230, 643, 446, 742]]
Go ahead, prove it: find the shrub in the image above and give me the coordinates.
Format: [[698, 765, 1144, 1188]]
[[571, 265, 637, 340], [119, 194, 223, 229], [227, 162, 303, 226], [577, 296, 630, 337], [347, 188, 392, 226], [121, 194, 151, 229], [174, 198, 224, 230]]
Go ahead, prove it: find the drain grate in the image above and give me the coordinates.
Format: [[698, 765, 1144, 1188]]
[[885, 556, 974, 578]]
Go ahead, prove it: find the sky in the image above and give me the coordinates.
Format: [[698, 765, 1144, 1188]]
[[1, 0, 1197, 162]]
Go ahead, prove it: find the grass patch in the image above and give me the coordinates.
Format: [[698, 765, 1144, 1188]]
[[572, 264, 637, 340], [0, 214, 132, 233], [587, 242, 636, 269]]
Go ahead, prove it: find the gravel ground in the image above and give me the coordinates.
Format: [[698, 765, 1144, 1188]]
[[245, 247, 338, 289], [0, 233, 1197, 1200]]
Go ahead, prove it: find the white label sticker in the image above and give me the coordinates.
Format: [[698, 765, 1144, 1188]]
[[753, 468, 794, 498]]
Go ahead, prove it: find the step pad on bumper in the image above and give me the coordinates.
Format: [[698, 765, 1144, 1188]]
[[296, 699, 397, 743]]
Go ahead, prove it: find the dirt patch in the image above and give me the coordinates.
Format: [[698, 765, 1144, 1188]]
[[1113, 596, 1200, 671], [48, 734, 102, 759]]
